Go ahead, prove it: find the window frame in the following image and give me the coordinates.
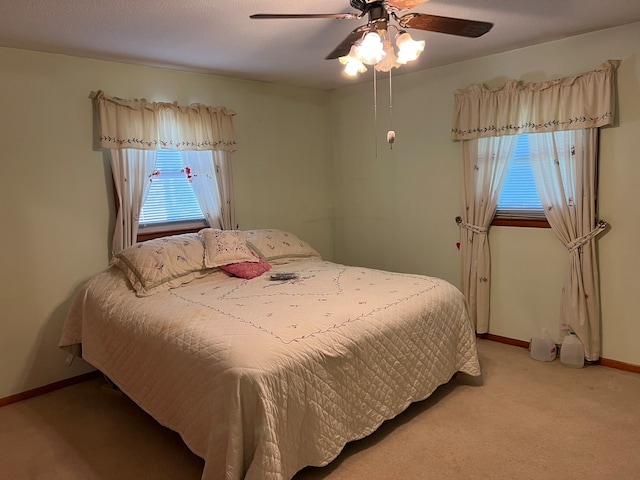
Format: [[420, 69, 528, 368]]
[[136, 219, 208, 242], [491, 133, 550, 228], [110, 152, 212, 243], [491, 216, 550, 228], [138, 149, 208, 231]]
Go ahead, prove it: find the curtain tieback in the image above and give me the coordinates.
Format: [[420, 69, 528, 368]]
[[455, 216, 488, 235], [567, 220, 608, 252]]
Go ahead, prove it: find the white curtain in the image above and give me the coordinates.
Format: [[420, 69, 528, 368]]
[[93, 91, 238, 253], [451, 60, 619, 141], [529, 129, 606, 360], [109, 149, 157, 254], [94, 91, 237, 152], [213, 150, 236, 230], [451, 61, 618, 358], [181, 151, 224, 230], [459, 135, 517, 332]]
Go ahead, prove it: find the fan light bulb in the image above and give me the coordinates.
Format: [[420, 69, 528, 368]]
[[339, 46, 367, 76], [396, 32, 425, 64], [354, 32, 386, 65]]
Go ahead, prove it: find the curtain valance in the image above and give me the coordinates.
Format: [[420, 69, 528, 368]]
[[451, 60, 619, 141], [93, 90, 237, 151]]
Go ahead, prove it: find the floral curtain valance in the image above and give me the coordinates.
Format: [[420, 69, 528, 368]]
[[451, 60, 620, 141], [93, 90, 237, 151]]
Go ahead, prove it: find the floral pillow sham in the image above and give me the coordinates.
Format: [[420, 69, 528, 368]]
[[245, 229, 321, 264], [111, 233, 211, 296], [199, 228, 260, 268]]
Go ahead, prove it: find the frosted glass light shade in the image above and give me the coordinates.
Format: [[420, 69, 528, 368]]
[[355, 32, 386, 65], [375, 38, 401, 72], [339, 46, 367, 76], [396, 32, 425, 64]]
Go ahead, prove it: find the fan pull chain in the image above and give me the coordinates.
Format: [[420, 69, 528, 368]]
[[387, 69, 395, 149], [373, 67, 378, 158]]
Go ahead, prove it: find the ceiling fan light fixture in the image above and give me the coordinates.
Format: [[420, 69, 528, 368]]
[[354, 31, 386, 65], [249, 2, 492, 148], [250, 2, 494, 77], [339, 46, 368, 76], [395, 32, 425, 64], [374, 37, 401, 72]]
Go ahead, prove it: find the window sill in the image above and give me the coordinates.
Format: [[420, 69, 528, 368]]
[[491, 217, 550, 228], [137, 219, 208, 242]]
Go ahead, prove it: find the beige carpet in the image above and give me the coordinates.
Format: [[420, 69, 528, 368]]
[[1, 339, 639, 480]]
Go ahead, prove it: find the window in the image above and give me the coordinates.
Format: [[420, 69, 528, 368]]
[[493, 134, 550, 228], [138, 150, 207, 240]]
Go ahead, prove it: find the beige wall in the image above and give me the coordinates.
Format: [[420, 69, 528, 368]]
[[0, 49, 333, 399], [329, 22, 640, 365], [2, 21, 639, 400]]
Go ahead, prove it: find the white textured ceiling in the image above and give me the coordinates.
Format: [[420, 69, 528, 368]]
[[1, 0, 639, 90]]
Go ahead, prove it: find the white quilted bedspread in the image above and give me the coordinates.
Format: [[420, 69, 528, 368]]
[[60, 259, 480, 480]]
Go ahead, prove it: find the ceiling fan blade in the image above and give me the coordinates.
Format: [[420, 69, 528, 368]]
[[325, 25, 370, 60], [399, 13, 493, 38], [386, 0, 428, 9], [250, 13, 358, 20]]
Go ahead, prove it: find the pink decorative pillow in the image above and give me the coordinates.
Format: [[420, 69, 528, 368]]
[[221, 255, 272, 279]]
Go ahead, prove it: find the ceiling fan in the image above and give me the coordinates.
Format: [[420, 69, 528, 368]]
[[252, 0, 493, 149], [250, 0, 493, 61]]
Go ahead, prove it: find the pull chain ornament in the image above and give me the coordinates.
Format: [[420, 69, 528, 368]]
[[387, 130, 395, 147]]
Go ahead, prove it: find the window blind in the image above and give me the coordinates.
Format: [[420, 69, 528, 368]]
[[496, 134, 545, 219], [139, 150, 204, 226]]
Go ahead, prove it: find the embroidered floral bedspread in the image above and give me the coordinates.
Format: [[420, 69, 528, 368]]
[[60, 259, 480, 480]]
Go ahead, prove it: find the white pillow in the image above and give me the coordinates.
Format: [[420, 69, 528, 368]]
[[245, 229, 321, 264], [199, 228, 260, 268], [111, 233, 210, 296]]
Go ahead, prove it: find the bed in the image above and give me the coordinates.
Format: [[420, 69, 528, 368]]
[[59, 228, 481, 480]]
